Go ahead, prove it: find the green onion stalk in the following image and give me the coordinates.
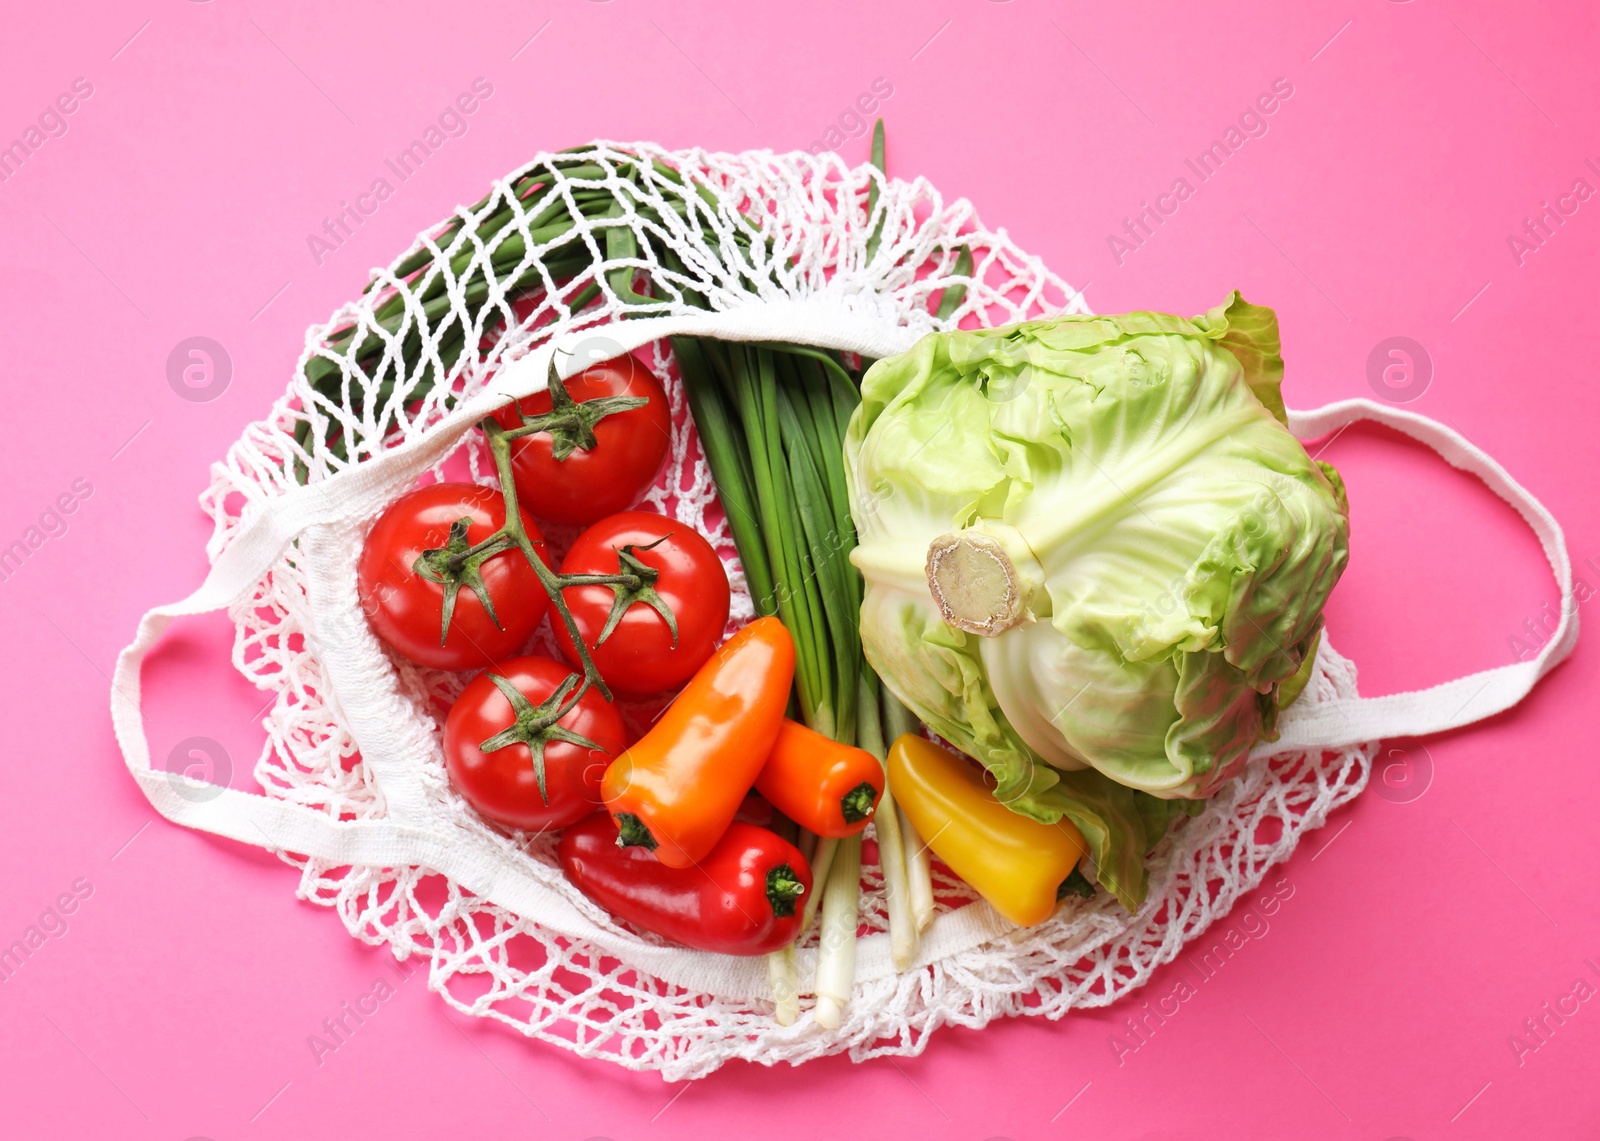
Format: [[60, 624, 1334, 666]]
[[859, 673, 917, 972], [813, 831, 861, 1031], [883, 689, 936, 931]]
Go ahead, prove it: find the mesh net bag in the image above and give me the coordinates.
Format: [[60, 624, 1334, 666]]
[[111, 142, 1577, 1081]]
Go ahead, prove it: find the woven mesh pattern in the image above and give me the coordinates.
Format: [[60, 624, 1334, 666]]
[[194, 143, 1370, 1080]]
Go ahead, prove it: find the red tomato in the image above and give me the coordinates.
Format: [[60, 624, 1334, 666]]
[[444, 656, 626, 832], [551, 511, 730, 698], [357, 482, 549, 671], [494, 354, 671, 526]]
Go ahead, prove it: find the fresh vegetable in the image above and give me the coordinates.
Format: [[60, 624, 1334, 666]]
[[765, 814, 802, 1026], [856, 675, 915, 970], [674, 332, 872, 1013], [812, 833, 861, 1029], [467, 397, 680, 705], [601, 616, 794, 867], [494, 354, 672, 526], [559, 813, 812, 956], [888, 734, 1088, 927], [673, 338, 865, 743], [551, 511, 731, 697], [883, 690, 936, 932], [755, 718, 882, 839], [357, 482, 550, 671], [799, 835, 838, 935], [846, 293, 1349, 908], [443, 655, 626, 832], [898, 802, 935, 932], [770, 943, 800, 1027]]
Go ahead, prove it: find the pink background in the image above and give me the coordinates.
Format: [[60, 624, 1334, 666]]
[[1, 1, 1596, 1138]]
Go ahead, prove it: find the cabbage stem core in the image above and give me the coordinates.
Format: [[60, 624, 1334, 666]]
[[925, 532, 1026, 637]]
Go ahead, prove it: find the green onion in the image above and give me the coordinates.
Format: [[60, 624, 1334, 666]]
[[799, 836, 839, 936], [674, 338, 864, 740], [901, 805, 935, 933], [882, 688, 935, 931], [770, 945, 800, 1027], [813, 834, 861, 1031], [674, 336, 880, 1019], [859, 672, 917, 970]]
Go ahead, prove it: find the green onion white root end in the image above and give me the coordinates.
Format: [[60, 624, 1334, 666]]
[[813, 834, 861, 1031]]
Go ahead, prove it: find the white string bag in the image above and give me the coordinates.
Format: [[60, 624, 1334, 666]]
[[110, 143, 1578, 1081]]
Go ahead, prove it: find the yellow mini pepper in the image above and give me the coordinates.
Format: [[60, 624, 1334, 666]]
[[887, 734, 1088, 926]]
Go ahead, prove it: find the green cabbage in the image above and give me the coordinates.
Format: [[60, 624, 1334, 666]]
[[845, 293, 1349, 908]]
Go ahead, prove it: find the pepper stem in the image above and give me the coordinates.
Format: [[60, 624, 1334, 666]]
[[613, 812, 657, 850], [839, 781, 879, 826], [1057, 865, 1096, 900], [766, 864, 805, 918]]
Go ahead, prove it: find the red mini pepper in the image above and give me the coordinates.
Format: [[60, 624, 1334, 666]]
[[755, 718, 883, 838], [558, 813, 811, 955]]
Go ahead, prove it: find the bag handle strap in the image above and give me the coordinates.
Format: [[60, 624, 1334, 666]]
[[1263, 398, 1577, 754]]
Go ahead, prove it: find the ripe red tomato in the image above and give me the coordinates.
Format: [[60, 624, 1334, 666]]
[[494, 354, 671, 526], [551, 511, 730, 698], [357, 482, 550, 671], [444, 656, 627, 832]]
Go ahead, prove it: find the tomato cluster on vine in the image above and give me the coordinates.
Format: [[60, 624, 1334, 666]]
[[356, 353, 730, 834]]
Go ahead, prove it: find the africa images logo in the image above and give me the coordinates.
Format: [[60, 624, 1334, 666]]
[[0, 877, 94, 983], [1505, 156, 1600, 268], [0, 478, 94, 585], [0, 77, 94, 185], [1107, 78, 1295, 266], [306, 79, 496, 266], [1107, 878, 1295, 1065]]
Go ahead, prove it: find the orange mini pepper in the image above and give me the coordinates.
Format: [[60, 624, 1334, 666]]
[[755, 719, 883, 839], [602, 617, 794, 868], [887, 733, 1088, 926]]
